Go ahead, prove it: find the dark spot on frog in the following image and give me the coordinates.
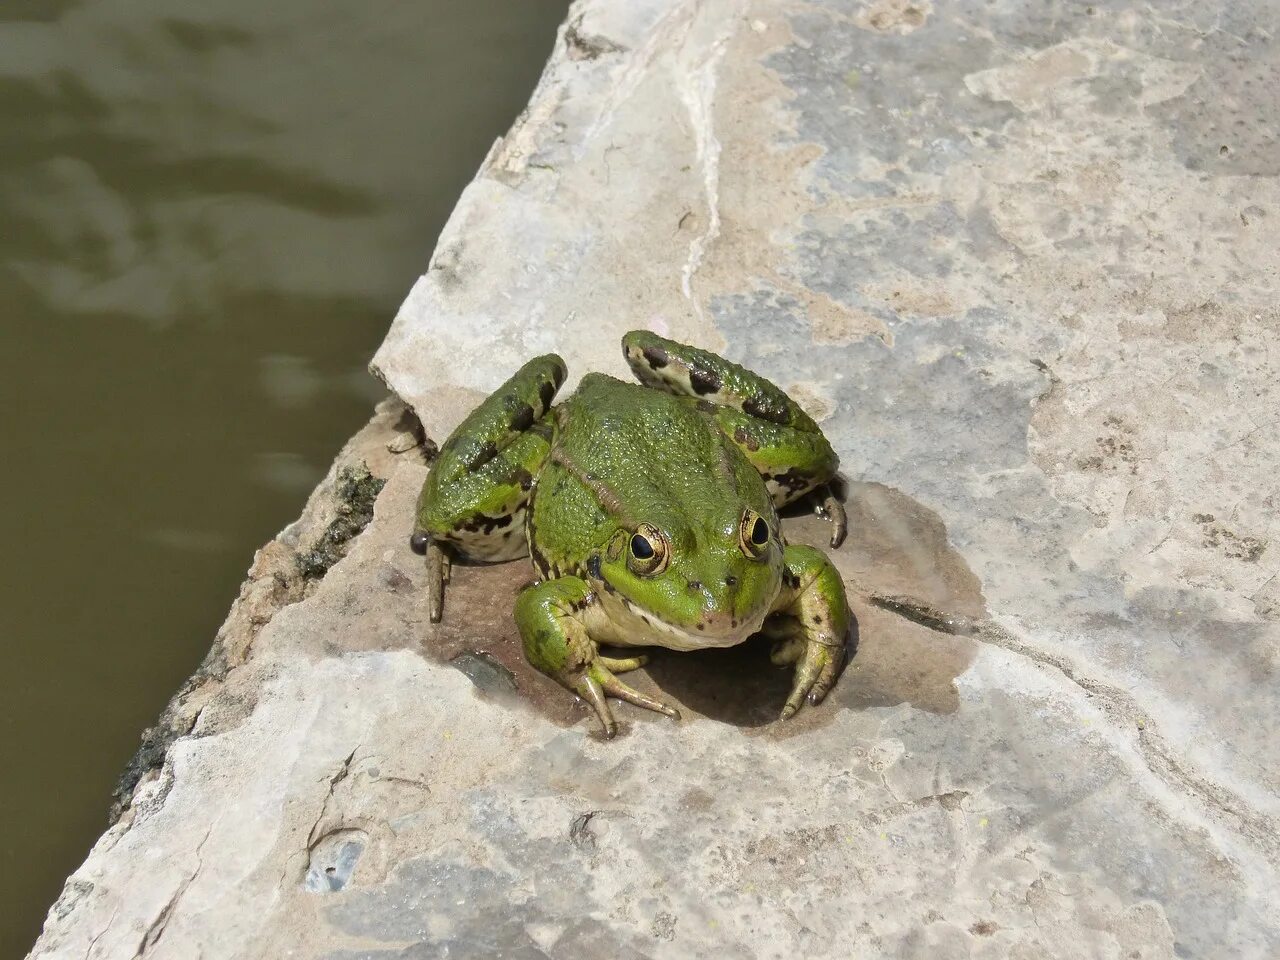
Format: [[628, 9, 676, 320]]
[[469, 440, 500, 471], [742, 393, 789, 425], [695, 399, 717, 414], [689, 366, 722, 395], [770, 468, 812, 494], [642, 345, 670, 369], [585, 553, 602, 580], [733, 426, 761, 452], [539, 379, 556, 410], [510, 403, 535, 432], [461, 512, 514, 535]]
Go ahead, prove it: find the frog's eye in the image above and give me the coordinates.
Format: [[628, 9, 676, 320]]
[[627, 523, 670, 577], [739, 509, 772, 559]]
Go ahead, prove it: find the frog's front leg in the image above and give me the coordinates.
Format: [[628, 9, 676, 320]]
[[767, 544, 852, 718], [622, 330, 846, 547], [515, 576, 681, 738]]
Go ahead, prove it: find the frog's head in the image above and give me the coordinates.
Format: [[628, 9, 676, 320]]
[[591, 505, 784, 647]]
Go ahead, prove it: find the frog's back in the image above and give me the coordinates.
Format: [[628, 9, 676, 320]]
[[529, 374, 771, 569]]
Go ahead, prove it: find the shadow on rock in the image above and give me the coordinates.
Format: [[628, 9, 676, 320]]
[[415, 480, 985, 734], [641, 615, 862, 730]]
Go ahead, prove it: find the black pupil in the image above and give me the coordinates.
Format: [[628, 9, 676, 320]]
[[751, 517, 769, 545], [631, 534, 655, 559]]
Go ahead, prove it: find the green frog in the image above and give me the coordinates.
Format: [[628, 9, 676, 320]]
[[409, 331, 851, 737]]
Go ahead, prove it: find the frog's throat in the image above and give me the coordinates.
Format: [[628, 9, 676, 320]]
[[589, 584, 772, 652]]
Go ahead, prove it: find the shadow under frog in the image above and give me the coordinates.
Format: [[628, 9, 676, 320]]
[[421, 481, 984, 737]]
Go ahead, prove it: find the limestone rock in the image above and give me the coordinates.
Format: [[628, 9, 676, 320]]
[[33, 1, 1280, 958]]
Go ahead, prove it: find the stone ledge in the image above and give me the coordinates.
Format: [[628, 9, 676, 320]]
[[33, 1, 1280, 957]]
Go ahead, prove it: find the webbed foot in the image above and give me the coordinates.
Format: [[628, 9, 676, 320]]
[[516, 577, 681, 738], [771, 634, 846, 718], [577, 655, 680, 739], [770, 543, 852, 720]]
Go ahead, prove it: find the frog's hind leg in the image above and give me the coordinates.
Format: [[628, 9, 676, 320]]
[[516, 576, 680, 738], [411, 354, 566, 620], [622, 330, 846, 546]]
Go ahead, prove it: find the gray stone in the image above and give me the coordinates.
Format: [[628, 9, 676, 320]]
[[31, 1, 1280, 958]]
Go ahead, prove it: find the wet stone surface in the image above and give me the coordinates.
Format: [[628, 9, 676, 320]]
[[31, 1, 1280, 958]]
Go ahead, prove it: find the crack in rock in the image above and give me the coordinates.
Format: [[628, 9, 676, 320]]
[[867, 591, 1279, 868], [132, 825, 213, 958]]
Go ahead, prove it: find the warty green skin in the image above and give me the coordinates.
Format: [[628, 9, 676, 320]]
[[412, 331, 851, 737]]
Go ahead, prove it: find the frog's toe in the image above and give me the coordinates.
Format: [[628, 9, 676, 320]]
[[598, 652, 649, 673], [424, 540, 452, 623], [807, 650, 844, 705], [592, 662, 681, 721], [606, 675, 682, 720], [814, 486, 848, 549], [575, 674, 619, 739], [779, 639, 844, 720]]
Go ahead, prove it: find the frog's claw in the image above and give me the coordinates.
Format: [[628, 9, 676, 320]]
[[425, 540, 452, 623], [598, 652, 649, 673], [813, 485, 848, 549], [772, 544, 853, 720]]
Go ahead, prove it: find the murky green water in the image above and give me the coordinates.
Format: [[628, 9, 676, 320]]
[[0, 1, 569, 953]]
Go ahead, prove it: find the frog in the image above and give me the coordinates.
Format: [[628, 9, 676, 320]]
[[408, 331, 852, 738]]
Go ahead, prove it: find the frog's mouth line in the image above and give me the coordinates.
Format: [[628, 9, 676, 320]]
[[597, 588, 771, 652]]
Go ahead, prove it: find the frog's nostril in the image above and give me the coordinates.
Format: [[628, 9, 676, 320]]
[[687, 580, 703, 592], [724, 574, 738, 587]]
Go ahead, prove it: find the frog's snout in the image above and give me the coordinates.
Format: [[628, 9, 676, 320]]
[[689, 572, 753, 638]]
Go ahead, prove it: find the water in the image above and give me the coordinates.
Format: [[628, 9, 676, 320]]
[[0, 1, 569, 953]]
